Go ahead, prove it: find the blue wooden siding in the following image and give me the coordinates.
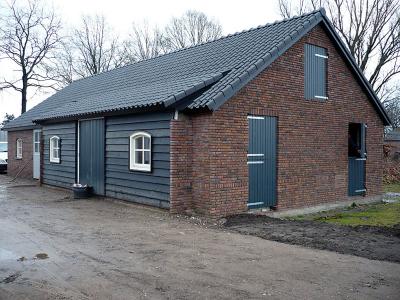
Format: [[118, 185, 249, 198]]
[[105, 112, 173, 208], [42, 122, 76, 188], [304, 44, 327, 99]]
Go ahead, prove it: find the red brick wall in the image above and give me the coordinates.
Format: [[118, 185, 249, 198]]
[[7, 129, 34, 179], [170, 24, 384, 216], [170, 115, 193, 213]]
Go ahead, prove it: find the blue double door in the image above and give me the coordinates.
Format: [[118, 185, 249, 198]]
[[79, 119, 105, 195], [247, 116, 277, 208]]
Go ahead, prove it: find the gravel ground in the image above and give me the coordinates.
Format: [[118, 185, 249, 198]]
[[1, 176, 400, 299], [225, 214, 400, 263]]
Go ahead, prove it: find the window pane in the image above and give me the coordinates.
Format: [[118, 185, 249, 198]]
[[144, 151, 150, 164], [135, 150, 143, 164], [135, 137, 143, 149], [53, 149, 58, 159], [52, 138, 58, 149], [34, 143, 39, 153], [144, 137, 150, 149]]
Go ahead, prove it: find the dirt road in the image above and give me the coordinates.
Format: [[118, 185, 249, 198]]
[[0, 176, 399, 299], [225, 214, 400, 263]]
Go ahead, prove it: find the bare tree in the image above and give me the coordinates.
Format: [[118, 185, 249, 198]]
[[71, 15, 124, 78], [278, 0, 322, 18], [122, 11, 223, 63], [277, 0, 400, 98], [1, 113, 15, 126], [0, 0, 62, 114], [123, 22, 166, 63], [44, 40, 75, 88], [164, 10, 222, 51], [386, 96, 400, 129]]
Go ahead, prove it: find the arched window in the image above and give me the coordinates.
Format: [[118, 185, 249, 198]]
[[16, 139, 23, 159], [50, 136, 60, 163], [129, 132, 151, 171]]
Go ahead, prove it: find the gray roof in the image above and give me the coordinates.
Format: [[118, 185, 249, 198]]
[[4, 9, 391, 130], [386, 129, 400, 141]]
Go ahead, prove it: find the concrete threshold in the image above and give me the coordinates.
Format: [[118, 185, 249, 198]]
[[248, 195, 383, 218]]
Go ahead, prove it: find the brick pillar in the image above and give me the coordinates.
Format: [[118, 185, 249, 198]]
[[170, 116, 193, 214]]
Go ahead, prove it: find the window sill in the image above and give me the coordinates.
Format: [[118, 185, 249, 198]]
[[129, 165, 151, 173], [305, 97, 329, 101]]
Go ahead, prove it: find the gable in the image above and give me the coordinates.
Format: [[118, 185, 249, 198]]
[[217, 23, 385, 130], [200, 12, 390, 126]]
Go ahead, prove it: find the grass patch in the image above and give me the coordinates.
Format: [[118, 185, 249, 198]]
[[291, 202, 400, 227], [384, 182, 400, 193]]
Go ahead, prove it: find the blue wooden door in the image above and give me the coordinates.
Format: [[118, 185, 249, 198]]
[[248, 116, 277, 208], [79, 119, 105, 195], [348, 158, 365, 195], [348, 123, 366, 196]]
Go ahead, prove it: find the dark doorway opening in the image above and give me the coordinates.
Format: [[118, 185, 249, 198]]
[[348, 123, 362, 157]]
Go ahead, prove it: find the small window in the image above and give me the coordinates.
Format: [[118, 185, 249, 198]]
[[50, 136, 60, 163], [16, 139, 23, 159], [305, 44, 328, 100], [130, 132, 151, 171]]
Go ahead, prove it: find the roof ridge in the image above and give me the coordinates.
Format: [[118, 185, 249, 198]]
[[71, 9, 324, 85]]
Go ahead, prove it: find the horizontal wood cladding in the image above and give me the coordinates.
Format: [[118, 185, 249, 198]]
[[42, 122, 76, 188], [105, 112, 173, 207]]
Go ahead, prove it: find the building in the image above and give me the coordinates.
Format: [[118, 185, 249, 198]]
[[3, 9, 391, 216], [385, 129, 400, 154]]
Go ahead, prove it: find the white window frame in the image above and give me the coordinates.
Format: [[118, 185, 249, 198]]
[[33, 131, 40, 154], [49, 136, 60, 163], [16, 139, 23, 159], [129, 132, 151, 172]]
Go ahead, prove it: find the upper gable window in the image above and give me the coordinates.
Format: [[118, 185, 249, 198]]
[[304, 44, 328, 100]]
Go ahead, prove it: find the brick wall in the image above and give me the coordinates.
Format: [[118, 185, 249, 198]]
[[170, 24, 384, 216], [7, 129, 34, 179], [170, 115, 193, 213]]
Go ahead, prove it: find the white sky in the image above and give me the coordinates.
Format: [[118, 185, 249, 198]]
[[0, 0, 282, 120]]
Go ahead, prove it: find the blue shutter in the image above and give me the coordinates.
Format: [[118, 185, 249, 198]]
[[305, 44, 327, 100]]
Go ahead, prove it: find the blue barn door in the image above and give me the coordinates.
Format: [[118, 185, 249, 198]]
[[248, 115, 277, 208], [348, 123, 366, 196], [79, 119, 105, 195]]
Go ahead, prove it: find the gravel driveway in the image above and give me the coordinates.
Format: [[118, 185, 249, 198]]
[[0, 176, 399, 299]]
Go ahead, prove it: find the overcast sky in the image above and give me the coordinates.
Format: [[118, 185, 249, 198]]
[[0, 0, 283, 120]]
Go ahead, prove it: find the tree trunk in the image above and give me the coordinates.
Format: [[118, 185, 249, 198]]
[[21, 77, 27, 114]]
